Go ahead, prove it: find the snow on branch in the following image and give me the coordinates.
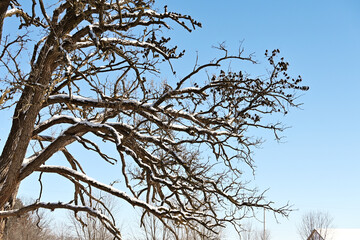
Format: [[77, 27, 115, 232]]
[[37, 165, 197, 222], [22, 120, 123, 179], [0, 201, 122, 239]]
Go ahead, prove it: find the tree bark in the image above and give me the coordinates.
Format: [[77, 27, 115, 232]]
[[0, 86, 45, 239], [0, 3, 13, 236], [0, 0, 10, 43], [0, 36, 60, 238]]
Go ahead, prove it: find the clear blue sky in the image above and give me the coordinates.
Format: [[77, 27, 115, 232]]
[[4, 0, 360, 239], [153, 0, 360, 239]]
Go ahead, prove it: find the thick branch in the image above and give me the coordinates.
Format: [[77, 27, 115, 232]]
[[0, 201, 122, 239]]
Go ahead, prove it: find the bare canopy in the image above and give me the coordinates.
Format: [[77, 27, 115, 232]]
[[298, 211, 334, 240], [0, 0, 307, 239]]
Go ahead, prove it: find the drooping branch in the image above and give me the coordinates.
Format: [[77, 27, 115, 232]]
[[22, 120, 124, 179], [0, 201, 122, 239]]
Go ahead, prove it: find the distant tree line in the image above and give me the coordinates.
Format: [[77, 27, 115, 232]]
[[4, 197, 223, 240]]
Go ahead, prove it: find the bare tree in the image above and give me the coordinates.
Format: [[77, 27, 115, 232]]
[[3, 198, 55, 240], [298, 211, 333, 240], [239, 222, 257, 240], [53, 222, 78, 240], [69, 193, 119, 240], [133, 214, 171, 240], [0, 0, 308, 239], [256, 229, 271, 240], [133, 213, 222, 240], [239, 222, 270, 240]]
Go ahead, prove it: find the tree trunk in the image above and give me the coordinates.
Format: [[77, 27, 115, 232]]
[[0, 217, 5, 240], [0, 0, 10, 43], [0, 36, 60, 238], [0, 88, 51, 238], [0, 185, 18, 240]]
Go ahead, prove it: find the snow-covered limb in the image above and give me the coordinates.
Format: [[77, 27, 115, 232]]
[[23, 120, 124, 179], [38, 165, 168, 213], [43, 94, 251, 165], [0, 201, 122, 239], [4, 7, 45, 28], [5, 8, 21, 18], [73, 37, 175, 59], [46, 94, 152, 110], [36, 165, 203, 223], [88, 25, 101, 47], [45, 94, 231, 133], [33, 114, 82, 135]]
